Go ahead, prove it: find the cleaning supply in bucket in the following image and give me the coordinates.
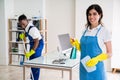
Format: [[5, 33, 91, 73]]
[[20, 55, 24, 65], [81, 55, 96, 72]]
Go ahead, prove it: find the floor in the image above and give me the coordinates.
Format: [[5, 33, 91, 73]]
[[0, 65, 120, 80]]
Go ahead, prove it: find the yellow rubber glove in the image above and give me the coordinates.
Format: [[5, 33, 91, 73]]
[[75, 39, 80, 51], [19, 33, 25, 40], [25, 49, 35, 59], [70, 38, 80, 51], [86, 53, 108, 67], [70, 38, 76, 46]]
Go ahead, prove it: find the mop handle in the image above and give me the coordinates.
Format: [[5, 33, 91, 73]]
[[22, 39, 27, 53], [22, 39, 34, 80]]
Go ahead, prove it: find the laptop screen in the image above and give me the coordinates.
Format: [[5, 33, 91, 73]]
[[58, 33, 72, 51]]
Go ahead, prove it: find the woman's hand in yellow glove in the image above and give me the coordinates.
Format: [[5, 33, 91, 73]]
[[86, 57, 99, 67], [74, 39, 80, 51], [70, 38, 76, 46], [86, 53, 108, 67], [70, 38, 80, 51]]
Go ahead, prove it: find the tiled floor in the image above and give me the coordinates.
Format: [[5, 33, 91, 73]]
[[0, 65, 120, 80]]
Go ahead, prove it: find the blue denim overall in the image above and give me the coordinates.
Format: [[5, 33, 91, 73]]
[[26, 26, 44, 80], [80, 27, 106, 80]]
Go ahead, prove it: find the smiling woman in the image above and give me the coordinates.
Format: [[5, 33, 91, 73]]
[[79, 4, 112, 80]]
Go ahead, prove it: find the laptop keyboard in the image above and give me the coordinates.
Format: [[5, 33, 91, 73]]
[[52, 58, 66, 64]]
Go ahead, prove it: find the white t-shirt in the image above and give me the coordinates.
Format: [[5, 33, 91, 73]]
[[82, 24, 111, 52], [25, 22, 42, 40]]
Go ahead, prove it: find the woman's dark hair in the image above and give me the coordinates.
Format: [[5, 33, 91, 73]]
[[86, 4, 103, 27], [18, 14, 27, 21]]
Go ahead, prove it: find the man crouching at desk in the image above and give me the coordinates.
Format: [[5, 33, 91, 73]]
[[18, 14, 44, 80]]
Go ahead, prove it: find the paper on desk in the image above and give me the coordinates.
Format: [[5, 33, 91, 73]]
[[81, 55, 96, 72]]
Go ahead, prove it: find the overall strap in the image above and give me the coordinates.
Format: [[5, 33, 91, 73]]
[[28, 26, 34, 33], [95, 26, 102, 36], [83, 29, 88, 36], [25, 26, 34, 41], [27, 26, 43, 40]]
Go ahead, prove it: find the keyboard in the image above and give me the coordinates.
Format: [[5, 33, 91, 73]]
[[52, 58, 66, 64]]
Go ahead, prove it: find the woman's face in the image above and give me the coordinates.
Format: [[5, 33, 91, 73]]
[[88, 9, 101, 26]]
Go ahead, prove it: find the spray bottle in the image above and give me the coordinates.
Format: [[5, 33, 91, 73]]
[[70, 46, 77, 59]]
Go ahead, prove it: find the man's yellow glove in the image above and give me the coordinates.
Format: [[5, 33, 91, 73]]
[[70, 38, 80, 51], [19, 33, 25, 40], [25, 49, 35, 59], [86, 53, 108, 67]]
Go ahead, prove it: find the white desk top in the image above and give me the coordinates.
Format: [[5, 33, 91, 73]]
[[24, 51, 80, 68]]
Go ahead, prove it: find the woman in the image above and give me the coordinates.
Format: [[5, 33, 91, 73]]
[[70, 4, 112, 80], [79, 4, 112, 80]]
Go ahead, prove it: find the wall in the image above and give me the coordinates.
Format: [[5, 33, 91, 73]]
[[46, 0, 75, 52], [75, 0, 113, 71], [111, 0, 120, 68], [14, 0, 75, 52], [0, 0, 75, 64], [75, 0, 113, 39], [14, 0, 45, 18], [0, 0, 6, 65], [0, 0, 14, 65]]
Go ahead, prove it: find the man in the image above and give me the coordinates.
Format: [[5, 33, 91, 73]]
[[18, 14, 44, 80]]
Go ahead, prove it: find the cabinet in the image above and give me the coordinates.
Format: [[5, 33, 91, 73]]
[[8, 18, 47, 66]]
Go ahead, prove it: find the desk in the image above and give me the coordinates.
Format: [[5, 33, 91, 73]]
[[23, 51, 80, 80]]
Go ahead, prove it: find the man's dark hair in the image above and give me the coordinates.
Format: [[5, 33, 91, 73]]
[[18, 14, 27, 21]]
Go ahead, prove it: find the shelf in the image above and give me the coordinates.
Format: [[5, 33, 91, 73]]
[[9, 62, 23, 67], [40, 30, 47, 32], [9, 52, 24, 55], [8, 18, 48, 66], [9, 29, 24, 32], [44, 42, 47, 44], [9, 41, 29, 44], [9, 29, 47, 32]]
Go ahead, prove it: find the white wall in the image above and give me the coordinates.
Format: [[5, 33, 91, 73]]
[[0, 0, 14, 65], [46, 0, 75, 52], [14, 0, 45, 18], [111, 0, 120, 68], [75, 0, 113, 39], [75, 0, 113, 71], [0, 0, 6, 65], [0, 0, 75, 64]]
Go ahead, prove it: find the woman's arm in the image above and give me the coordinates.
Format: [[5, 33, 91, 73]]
[[104, 41, 112, 58]]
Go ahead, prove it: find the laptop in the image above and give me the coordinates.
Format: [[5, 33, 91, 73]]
[[58, 33, 72, 58], [52, 33, 73, 64]]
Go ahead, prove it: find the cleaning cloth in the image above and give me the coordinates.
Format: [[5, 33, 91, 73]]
[[81, 55, 96, 72]]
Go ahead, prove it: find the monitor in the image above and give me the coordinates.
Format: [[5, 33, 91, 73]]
[[58, 33, 72, 51]]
